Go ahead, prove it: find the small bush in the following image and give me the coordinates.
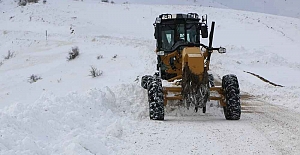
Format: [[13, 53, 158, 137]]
[[89, 66, 102, 78], [97, 55, 103, 59], [28, 74, 42, 83], [18, 0, 39, 6], [67, 46, 79, 61], [101, 0, 109, 2], [3, 51, 15, 60], [0, 62, 3, 66], [112, 54, 117, 59], [110, 1, 114, 4], [27, 0, 39, 3], [18, 0, 27, 6]]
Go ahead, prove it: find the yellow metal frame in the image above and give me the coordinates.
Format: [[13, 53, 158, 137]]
[[163, 86, 226, 107]]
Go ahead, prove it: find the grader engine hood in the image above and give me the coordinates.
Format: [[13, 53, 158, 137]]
[[182, 47, 204, 75]]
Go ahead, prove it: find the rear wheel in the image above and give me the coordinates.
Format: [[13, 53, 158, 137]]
[[147, 78, 164, 120], [222, 74, 241, 120]]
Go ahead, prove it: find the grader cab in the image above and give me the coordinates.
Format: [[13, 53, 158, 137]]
[[141, 13, 241, 120]]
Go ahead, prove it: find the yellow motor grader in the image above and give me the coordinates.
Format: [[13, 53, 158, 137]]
[[141, 13, 241, 120]]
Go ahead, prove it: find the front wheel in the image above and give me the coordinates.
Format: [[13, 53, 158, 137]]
[[147, 78, 164, 120], [222, 74, 241, 120], [141, 75, 153, 89]]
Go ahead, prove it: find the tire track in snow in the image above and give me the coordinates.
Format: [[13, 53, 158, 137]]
[[244, 99, 300, 155]]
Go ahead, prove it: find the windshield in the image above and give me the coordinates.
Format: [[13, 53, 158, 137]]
[[161, 24, 175, 50], [161, 23, 199, 51], [186, 24, 198, 43]]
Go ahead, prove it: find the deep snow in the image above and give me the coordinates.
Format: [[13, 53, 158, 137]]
[[1, 0, 300, 154]]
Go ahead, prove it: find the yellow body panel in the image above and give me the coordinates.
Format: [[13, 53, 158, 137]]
[[182, 47, 204, 75], [187, 54, 204, 74], [161, 52, 182, 75]]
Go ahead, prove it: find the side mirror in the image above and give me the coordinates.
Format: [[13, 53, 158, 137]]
[[218, 47, 226, 53], [201, 24, 208, 38]]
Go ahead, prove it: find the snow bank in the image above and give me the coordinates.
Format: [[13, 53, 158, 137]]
[[0, 84, 147, 154]]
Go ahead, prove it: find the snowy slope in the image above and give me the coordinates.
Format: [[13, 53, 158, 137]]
[[1, 0, 300, 154], [111, 0, 300, 18]]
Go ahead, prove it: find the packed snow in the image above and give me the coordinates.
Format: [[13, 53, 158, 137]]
[[1, 0, 300, 154]]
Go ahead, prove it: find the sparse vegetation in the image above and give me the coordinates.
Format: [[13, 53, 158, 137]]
[[97, 55, 103, 59], [18, 0, 39, 6], [89, 66, 102, 78], [67, 46, 79, 61], [18, 0, 27, 6], [28, 74, 42, 83], [101, 0, 109, 2], [27, 0, 39, 3], [3, 51, 15, 60]]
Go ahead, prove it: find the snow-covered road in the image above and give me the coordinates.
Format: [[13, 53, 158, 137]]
[[118, 94, 300, 155]]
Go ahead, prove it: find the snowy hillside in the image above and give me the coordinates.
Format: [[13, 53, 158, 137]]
[[111, 0, 300, 18], [1, 0, 300, 154]]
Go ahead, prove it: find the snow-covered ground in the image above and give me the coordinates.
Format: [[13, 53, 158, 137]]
[[111, 0, 300, 18], [1, 0, 300, 154]]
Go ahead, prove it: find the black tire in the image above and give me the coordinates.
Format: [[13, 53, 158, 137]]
[[141, 75, 153, 89], [208, 74, 215, 87], [202, 107, 206, 113], [222, 74, 241, 120], [147, 78, 164, 120]]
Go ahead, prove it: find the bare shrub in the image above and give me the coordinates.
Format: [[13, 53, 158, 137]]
[[27, 0, 39, 3], [97, 55, 103, 59], [67, 46, 79, 61], [89, 66, 102, 78], [110, 1, 114, 4], [3, 51, 15, 60], [0, 62, 3, 66], [112, 54, 117, 59], [28, 74, 42, 83], [18, 0, 39, 6], [18, 0, 27, 6], [101, 0, 109, 2]]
